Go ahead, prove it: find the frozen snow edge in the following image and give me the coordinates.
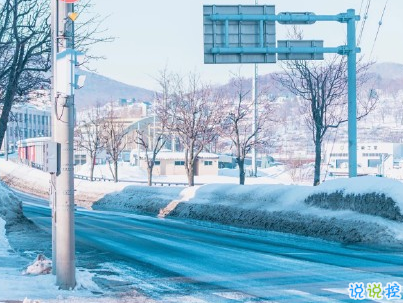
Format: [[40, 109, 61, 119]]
[[95, 177, 403, 246]]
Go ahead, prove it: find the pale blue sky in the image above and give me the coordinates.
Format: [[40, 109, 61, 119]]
[[88, 0, 402, 90]]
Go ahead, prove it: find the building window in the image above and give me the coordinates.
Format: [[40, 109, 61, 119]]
[[154, 160, 161, 166], [330, 153, 348, 157], [368, 159, 381, 168], [336, 159, 348, 168], [204, 161, 213, 166], [174, 161, 185, 166], [363, 153, 380, 157], [33, 115, 36, 124]]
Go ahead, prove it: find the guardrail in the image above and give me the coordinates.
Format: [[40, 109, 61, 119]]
[[73, 174, 204, 187]]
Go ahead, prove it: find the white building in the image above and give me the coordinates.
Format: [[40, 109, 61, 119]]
[[2, 103, 51, 151], [325, 142, 403, 176], [131, 151, 219, 176]]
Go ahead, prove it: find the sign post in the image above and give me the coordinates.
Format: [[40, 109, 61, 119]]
[[203, 6, 360, 177]]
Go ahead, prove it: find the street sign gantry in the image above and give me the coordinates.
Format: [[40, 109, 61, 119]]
[[203, 5, 360, 178]]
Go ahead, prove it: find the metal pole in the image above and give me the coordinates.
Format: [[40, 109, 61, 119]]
[[52, 0, 76, 289], [251, 0, 258, 177], [137, 122, 140, 166], [251, 64, 258, 177], [347, 9, 357, 178], [50, 0, 57, 277]]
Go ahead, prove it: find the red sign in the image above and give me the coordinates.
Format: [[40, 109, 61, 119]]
[[60, 0, 79, 3]]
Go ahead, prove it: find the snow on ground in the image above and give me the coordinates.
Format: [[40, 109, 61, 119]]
[[0, 181, 22, 222], [0, 158, 300, 208], [0, 159, 139, 208], [0, 178, 109, 302], [23, 255, 52, 275], [2, 158, 403, 300], [94, 176, 403, 246], [74, 161, 296, 185]]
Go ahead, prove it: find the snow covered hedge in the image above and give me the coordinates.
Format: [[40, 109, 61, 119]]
[[306, 177, 403, 221]]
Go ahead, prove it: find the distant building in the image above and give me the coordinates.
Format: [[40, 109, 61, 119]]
[[2, 103, 51, 152], [325, 142, 403, 176], [131, 151, 219, 176]]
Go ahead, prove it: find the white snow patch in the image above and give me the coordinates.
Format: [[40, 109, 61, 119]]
[[23, 255, 52, 275], [0, 181, 22, 222]]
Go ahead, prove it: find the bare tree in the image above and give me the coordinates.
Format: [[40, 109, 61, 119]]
[[75, 104, 103, 181], [221, 73, 274, 185], [102, 104, 128, 182], [0, 0, 50, 150], [156, 71, 222, 186], [135, 121, 166, 186], [0, 0, 113, 150], [273, 56, 377, 186]]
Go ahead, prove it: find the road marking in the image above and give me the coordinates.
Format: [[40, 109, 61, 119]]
[[285, 289, 341, 302], [213, 291, 255, 300], [163, 296, 209, 303]]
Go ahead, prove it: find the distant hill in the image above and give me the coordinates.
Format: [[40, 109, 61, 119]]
[[367, 62, 403, 95], [75, 70, 155, 110], [369, 62, 403, 80], [73, 62, 403, 111]]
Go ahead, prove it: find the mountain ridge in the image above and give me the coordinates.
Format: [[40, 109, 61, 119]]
[[74, 62, 403, 110]]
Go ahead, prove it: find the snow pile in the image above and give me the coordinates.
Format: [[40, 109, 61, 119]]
[[0, 181, 23, 223], [23, 254, 52, 275], [94, 177, 403, 245], [93, 185, 184, 214]]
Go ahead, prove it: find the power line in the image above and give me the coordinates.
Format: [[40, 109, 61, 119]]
[[370, 0, 389, 58], [357, 0, 372, 46], [358, 0, 365, 17]]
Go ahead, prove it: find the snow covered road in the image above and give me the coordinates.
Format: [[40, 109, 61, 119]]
[[15, 192, 403, 302]]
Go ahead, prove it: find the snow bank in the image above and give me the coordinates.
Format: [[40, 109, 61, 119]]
[[0, 181, 23, 223], [94, 177, 403, 245], [93, 185, 185, 214]]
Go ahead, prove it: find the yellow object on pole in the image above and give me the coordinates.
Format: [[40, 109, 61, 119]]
[[68, 12, 79, 22]]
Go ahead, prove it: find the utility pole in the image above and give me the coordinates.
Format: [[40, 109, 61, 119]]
[[347, 9, 358, 178], [251, 0, 258, 177], [51, 0, 77, 290], [251, 63, 258, 177]]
